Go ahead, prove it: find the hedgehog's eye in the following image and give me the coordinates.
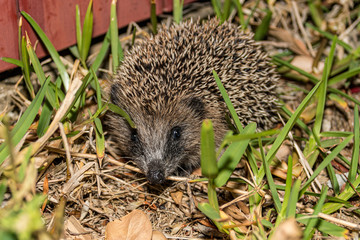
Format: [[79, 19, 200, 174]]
[[171, 126, 182, 141], [130, 129, 138, 142]]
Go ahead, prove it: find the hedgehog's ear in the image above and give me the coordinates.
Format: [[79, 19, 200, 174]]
[[183, 97, 206, 119]]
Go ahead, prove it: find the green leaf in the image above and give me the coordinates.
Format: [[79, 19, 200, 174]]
[[232, 0, 245, 29], [110, 0, 119, 72], [36, 101, 52, 137], [348, 104, 359, 183], [300, 134, 353, 197], [1, 57, 23, 68], [0, 77, 51, 164], [211, 0, 224, 23], [80, 0, 93, 68], [306, 23, 352, 52], [0, 180, 6, 205], [287, 179, 301, 218], [254, 9, 272, 41], [21, 36, 35, 99], [275, 155, 293, 227], [328, 66, 360, 85], [26, 39, 58, 109], [107, 103, 136, 129], [21, 11, 70, 92], [303, 186, 328, 240], [213, 70, 243, 132], [91, 29, 110, 73], [260, 137, 281, 213], [94, 117, 105, 161], [297, 214, 349, 237], [75, 5, 82, 52], [313, 36, 337, 137], [150, 0, 157, 34], [214, 122, 256, 187], [173, 0, 184, 24], [260, 80, 322, 181], [200, 119, 218, 179]]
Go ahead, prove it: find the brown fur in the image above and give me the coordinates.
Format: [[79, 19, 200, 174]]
[[108, 18, 279, 184]]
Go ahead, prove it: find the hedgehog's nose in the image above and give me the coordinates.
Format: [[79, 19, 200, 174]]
[[147, 165, 165, 185]]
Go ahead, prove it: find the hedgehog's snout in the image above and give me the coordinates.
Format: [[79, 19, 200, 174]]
[[146, 160, 166, 185]]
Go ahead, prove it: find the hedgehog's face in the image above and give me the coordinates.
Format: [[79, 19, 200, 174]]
[[110, 90, 209, 184]]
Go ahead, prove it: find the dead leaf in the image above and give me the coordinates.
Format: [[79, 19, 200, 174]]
[[152, 230, 167, 240], [64, 215, 92, 240], [291, 55, 324, 74], [170, 191, 183, 205], [271, 218, 302, 240], [105, 209, 152, 240], [300, 102, 317, 123], [269, 28, 310, 56]]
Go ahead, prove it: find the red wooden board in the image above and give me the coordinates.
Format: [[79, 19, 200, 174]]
[[0, 0, 195, 73]]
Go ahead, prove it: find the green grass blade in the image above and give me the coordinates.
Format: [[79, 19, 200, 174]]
[[1, 57, 23, 68], [90, 67, 102, 109], [313, 37, 336, 137], [322, 173, 360, 214], [254, 9, 272, 41], [150, 0, 158, 34], [232, 0, 245, 28], [260, 80, 322, 181], [213, 70, 243, 132], [348, 104, 359, 184], [91, 29, 110, 72], [328, 67, 360, 85], [61, 73, 93, 121], [0, 76, 51, 164], [107, 103, 136, 129], [21, 36, 35, 99], [275, 155, 293, 225], [244, 0, 260, 29], [273, 56, 319, 84], [287, 179, 301, 218], [329, 87, 360, 106], [173, 0, 184, 24], [26, 39, 58, 109], [197, 202, 226, 233], [300, 134, 353, 197], [80, 0, 93, 68], [225, 128, 279, 142], [214, 122, 256, 187], [21, 11, 70, 91], [306, 23, 352, 52], [259, 137, 281, 213], [326, 163, 339, 194], [0, 180, 6, 205], [200, 119, 218, 179], [303, 186, 329, 240], [94, 117, 105, 161], [110, 0, 119, 72], [297, 214, 348, 237], [223, 0, 232, 20], [75, 5, 82, 52], [308, 0, 323, 28], [211, 0, 224, 23], [36, 101, 52, 137]]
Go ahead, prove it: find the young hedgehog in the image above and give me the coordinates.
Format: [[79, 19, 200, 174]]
[[109, 18, 279, 184]]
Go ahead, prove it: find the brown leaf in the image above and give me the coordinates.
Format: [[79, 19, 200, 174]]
[[64, 215, 92, 240], [271, 218, 302, 240], [269, 28, 310, 56], [291, 55, 324, 74], [105, 209, 152, 240], [170, 191, 183, 205]]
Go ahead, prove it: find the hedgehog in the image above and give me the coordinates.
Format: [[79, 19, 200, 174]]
[[108, 18, 279, 184]]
